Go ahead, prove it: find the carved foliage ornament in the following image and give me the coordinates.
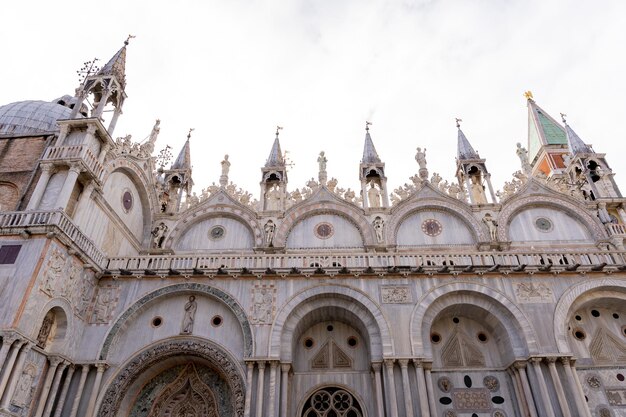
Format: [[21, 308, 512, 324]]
[[97, 339, 245, 417]]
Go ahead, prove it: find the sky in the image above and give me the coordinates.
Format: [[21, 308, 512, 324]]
[[2, 0, 626, 201]]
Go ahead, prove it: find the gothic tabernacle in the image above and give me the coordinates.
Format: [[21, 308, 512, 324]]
[[0, 41, 625, 417]]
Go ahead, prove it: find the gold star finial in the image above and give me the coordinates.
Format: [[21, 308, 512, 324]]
[[125, 34, 136, 45], [524, 90, 534, 101]]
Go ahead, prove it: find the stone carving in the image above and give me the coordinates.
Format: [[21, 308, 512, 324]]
[[482, 213, 498, 241], [221, 154, 230, 177], [441, 328, 485, 367], [515, 282, 554, 303], [197, 181, 258, 209], [97, 339, 245, 417], [470, 175, 488, 204], [311, 341, 352, 370], [185, 192, 200, 209], [586, 375, 601, 389], [152, 222, 168, 248], [606, 388, 626, 406], [443, 411, 457, 417], [264, 220, 276, 246], [451, 388, 491, 411], [75, 277, 95, 320], [181, 296, 197, 335], [41, 248, 65, 295], [373, 216, 385, 244], [516, 142, 532, 175], [62, 261, 82, 299], [317, 151, 328, 184], [36, 311, 55, 348], [483, 375, 500, 392], [492, 410, 506, 417], [415, 147, 427, 169], [589, 327, 626, 364], [11, 363, 37, 407], [368, 183, 381, 208], [437, 376, 453, 393], [90, 285, 119, 325], [381, 286, 411, 304], [265, 185, 281, 211], [250, 285, 275, 325]]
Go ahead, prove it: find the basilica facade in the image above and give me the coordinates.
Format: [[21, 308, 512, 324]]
[[0, 42, 625, 417]]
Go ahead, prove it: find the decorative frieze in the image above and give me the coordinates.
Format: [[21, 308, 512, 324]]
[[250, 284, 276, 325], [380, 286, 412, 304], [89, 284, 120, 325], [515, 282, 554, 303]]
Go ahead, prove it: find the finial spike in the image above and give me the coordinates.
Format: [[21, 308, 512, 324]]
[[365, 121, 372, 132], [125, 34, 136, 45], [524, 90, 534, 101], [560, 112, 567, 124], [455, 118, 462, 128], [187, 128, 195, 140], [275, 125, 283, 138]]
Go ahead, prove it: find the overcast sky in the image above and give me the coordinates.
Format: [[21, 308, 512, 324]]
[[2, 0, 626, 201]]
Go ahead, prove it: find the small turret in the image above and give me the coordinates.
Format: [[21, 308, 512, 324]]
[[159, 129, 194, 213], [260, 127, 288, 211], [454, 119, 496, 204], [359, 122, 389, 209]]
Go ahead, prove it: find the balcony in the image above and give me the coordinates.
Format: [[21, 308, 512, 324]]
[[42, 144, 104, 181]]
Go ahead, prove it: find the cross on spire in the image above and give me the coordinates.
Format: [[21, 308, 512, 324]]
[[187, 128, 195, 140], [366, 121, 372, 132], [455, 118, 462, 128], [524, 90, 534, 101], [275, 125, 283, 138]]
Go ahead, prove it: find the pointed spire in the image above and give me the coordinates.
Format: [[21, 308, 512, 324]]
[[455, 118, 479, 160], [526, 94, 567, 162], [362, 121, 381, 164], [265, 126, 284, 167], [561, 113, 592, 154], [171, 129, 192, 170], [98, 36, 133, 88]]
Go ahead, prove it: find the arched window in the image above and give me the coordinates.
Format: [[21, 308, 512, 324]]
[[301, 387, 363, 417]]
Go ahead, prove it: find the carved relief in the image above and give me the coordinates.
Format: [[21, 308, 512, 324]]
[[181, 296, 197, 335], [483, 375, 500, 392], [40, 248, 65, 296], [11, 363, 37, 408], [89, 284, 120, 325], [589, 327, 626, 364], [311, 340, 352, 370], [605, 388, 626, 406], [515, 282, 554, 303], [451, 388, 491, 411], [36, 311, 55, 349], [586, 375, 602, 389], [380, 286, 412, 304], [250, 285, 275, 325], [75, 277, 96, 320], [438, 376, 453, 393]]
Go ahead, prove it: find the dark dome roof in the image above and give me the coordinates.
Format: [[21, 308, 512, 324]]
[[0, 100, 74, 136]]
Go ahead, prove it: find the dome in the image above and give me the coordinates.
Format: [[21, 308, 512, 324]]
[[0, 99, 75, 136]]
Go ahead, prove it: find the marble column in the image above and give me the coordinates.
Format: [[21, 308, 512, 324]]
[[384, 359, 399, 417], [27, 164, 55, 210], [545, 358, 571, 417], [515, 361, 538, 417], [97, 144, 110, 164], [108, 109, 122, 135], [84, 363, 105, 417], [280, 363, 290, 417], [569, 359, 593, 417], [413, 360, 430, 417], [0, 340, 25, 402], [53, 364, 75, 417], [371, 363, 385, 417], [33, 357, 63, 417], [530, 358, 555, 417], [244, 362, 254, 417], [68, 365, 90, 417], [0, 334, 18, 376], [267, 362, 277, 417], [255, 361, 266, 417], [560, 358, 588, 417], [507, 367, 528, 417], [42, 361, 68, 417], [54, 164, 82, 210], [398, 360, 414, 417], [423, 363, 437, 417], [73, 181, 95, 222]]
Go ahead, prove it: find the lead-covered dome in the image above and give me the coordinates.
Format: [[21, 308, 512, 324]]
[[0, 99, 76, 136]]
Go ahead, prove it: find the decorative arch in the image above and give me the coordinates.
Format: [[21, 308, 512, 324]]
[[274, 200, 376, 248], [386, 198, 488, 244], [166, 201, 263, 248], [497, 193, 606, 242], [298, 383, 368, 417], [410, 282, 539, 358], [269, 284, 394, 360], [97, 337, 246, 417], [553, 278, 626, 353], [98, 283, 254, 360], [33, 298, 73, 353]]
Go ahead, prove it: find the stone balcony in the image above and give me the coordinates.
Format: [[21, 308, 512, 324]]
[[42, 144, 105, 182], [606, 223, 626, 236]]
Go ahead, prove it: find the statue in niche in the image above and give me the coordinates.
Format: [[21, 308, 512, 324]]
[[152, 222, 168, 248], [415, 147, 427, 169], [368, 183, 382, 208], [373, 216, 385, 243], [181, 295, 197, 334], [265, 185, 281, 211], [482, 213, 498, 241], [264, 220, 276, 246], [221, 154, 230, 177], [470, 176, 488, 204], [317, 151, 327, 172], [11, 364, 36, 407], [37, 311, 55, 348], [516, 142, 532, 175]]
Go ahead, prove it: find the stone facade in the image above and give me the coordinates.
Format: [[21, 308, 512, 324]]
[[1, 42, 626, 417]]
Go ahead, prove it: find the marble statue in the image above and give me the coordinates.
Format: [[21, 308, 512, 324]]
[[12, 365, 36, 407], [483, 213, 498, 241], [368, 183, 382, 208], [516, 143, 532, 175], [318, 151, 327, 172], [264, 220, 276, 246], [265, 185, 281, 211], [181, 295, 197, 334], [373, 216, 385, 243], [597, 202, 612, 224], [152, 222, 168, 248], [221, 155, 230, 177], [470, 176, 488, 204], [36, 312, 54, 348], [415, 147, 427, 169]]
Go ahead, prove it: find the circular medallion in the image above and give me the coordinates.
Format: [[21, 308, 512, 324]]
[[421, 219, 442, 237], [314, 222, 334, 239], [121, 190, 133, 212], [483, 375, 500, 392], [437, 376, 453, 393], [535, 217, 553, 232], [209, 225, 226, 240]]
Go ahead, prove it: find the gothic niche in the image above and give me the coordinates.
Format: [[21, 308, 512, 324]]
[[262, 172, 283, 211], [130, 363, 230, 417], [36, 308, 66, 350]]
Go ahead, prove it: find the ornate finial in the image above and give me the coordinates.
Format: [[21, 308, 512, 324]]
[[524, 90, 534, 101], [156, 145, 173, 169], [283, 150, 295, 169], [366, 121, 372, 132], [560, 113, 567, 123], [76, 58, 100, 84], [455, 118, 462, 128], [125, 34, 136, 45], [275, 125, 283, 138], [187, 128, 195, 140]]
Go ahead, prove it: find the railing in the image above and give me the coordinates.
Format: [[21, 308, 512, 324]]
[[606, 223, 626, 236], [106, 250, 626, 275], [43, 145, 104, 180], [0, 210, 106, 267]]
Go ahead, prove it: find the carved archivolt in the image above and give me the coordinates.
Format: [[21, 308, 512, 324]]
[[497, 194, 606, 241], [97, 338, 245, 417]]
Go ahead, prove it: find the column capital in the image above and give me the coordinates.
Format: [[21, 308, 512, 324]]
[[513, 360, 528, 370], [40, 162, 56, 174], [545, 356, 558, 364], [397, 359, 410, 368], [68, 163, 83, 174], [412, 358, 424, 368], [257, 361, 266, 370], [94, 363, 107, 372], [383, 358, 395, 368], [269, 361, 278, 370], [280, 363, 292, 373], [371, 362, 382, 372], [1, 332, 20, 346], [559, 357, 571, 366], [529, 357, 543, 364], [48, 356, 64, 367], [246, 362, 255, 370]]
